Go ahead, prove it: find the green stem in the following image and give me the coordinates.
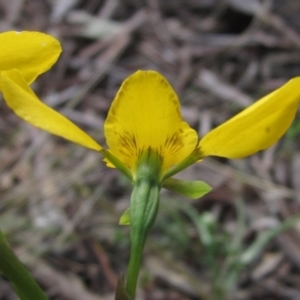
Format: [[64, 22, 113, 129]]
[[0, 230, 48, 300], [125, 150, 161, 299], [125, 181, 159, 299], [126, 233, 146, 298]]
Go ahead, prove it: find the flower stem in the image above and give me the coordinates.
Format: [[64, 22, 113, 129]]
[[125, 181, 159, 299], [0, 230, 48, 300], [125, 150, 161, 299], [125, 232, 146, 298]]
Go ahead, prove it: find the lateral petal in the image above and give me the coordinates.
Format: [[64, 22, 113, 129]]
[[199, 77, 300, 158], [1, 69, 102, 151]]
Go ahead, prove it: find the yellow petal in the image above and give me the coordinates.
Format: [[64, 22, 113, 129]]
[[104, 70, 198, 172], [0, 31, 61, 85], [1, 70, 102, 151], [199, 77, 300, 158]]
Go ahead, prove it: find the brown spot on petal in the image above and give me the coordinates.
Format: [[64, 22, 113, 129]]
[[164, 133, 183, 155]]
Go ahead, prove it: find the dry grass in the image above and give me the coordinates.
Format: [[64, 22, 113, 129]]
[[1, 0, 300, 299]]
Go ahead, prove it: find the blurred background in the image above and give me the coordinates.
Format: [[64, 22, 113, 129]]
[[1, 0, 300, 299]]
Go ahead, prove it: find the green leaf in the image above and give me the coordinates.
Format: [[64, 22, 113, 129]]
[[162, 178, 212, 199], [119, 208, 130, 225], [0, 229, 49, 300], [115, 275, 132, 300]]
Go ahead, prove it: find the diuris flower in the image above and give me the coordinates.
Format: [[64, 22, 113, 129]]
[[2, 31, 300, 299], [1, 31, 299, 189], [2, 69, 300, 184]]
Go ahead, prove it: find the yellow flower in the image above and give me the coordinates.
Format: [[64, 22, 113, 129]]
[[1, 50, 300, 183]]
